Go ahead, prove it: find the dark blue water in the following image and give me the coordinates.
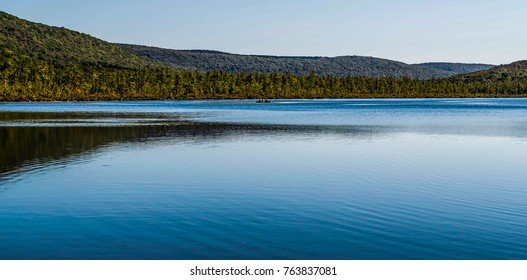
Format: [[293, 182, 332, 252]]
[[1, 99, 527, 259]]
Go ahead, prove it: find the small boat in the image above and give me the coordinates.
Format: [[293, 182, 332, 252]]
[[256, 99, 271, 103]]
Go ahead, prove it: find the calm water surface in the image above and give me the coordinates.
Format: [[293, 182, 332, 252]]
[[1, 99, 527, 259]]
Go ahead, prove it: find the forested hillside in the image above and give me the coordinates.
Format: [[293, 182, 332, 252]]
[[1, 10, 527, 101], [0, 11, 159, 69], [454, 60, 527, 83], [0, 10, 492, 79]]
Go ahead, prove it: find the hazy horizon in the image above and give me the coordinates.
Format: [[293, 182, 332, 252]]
[[1, 0, 526, 65]]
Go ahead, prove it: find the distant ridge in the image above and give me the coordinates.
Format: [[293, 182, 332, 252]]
[[414, 62, 494, 75], [118, 44, 460, 79]]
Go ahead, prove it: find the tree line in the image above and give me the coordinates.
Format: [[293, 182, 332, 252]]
[[2, 47, 527, 101]]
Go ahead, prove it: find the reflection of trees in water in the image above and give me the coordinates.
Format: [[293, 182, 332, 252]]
[[0, 112, 383, 179], [0, 125, 165, 178]]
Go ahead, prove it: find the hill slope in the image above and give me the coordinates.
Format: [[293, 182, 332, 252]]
[[118, 44, 455, 79], [0, 10, 493, 79], [453, 60, 527, 83], [414, 62, 494, 75], [0, 11, 158, 68]]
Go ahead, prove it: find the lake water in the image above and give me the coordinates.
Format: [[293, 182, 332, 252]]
[[1, 99, 527, 259]]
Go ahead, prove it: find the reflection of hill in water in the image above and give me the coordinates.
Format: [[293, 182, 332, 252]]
[[0, 111, 382, 180]]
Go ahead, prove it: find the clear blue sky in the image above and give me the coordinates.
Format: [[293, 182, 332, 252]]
[[2, 0, 526, 64]]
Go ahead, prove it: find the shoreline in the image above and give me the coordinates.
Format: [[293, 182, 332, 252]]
[[2, 96, 527, 103]]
